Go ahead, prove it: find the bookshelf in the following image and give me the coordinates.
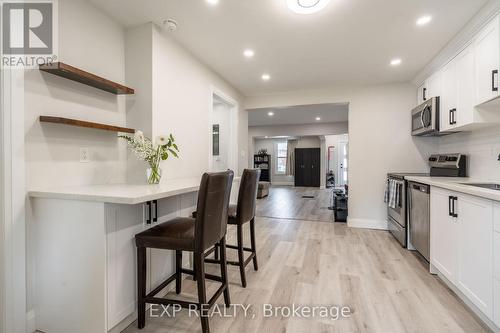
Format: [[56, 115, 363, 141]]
[[254, 154, 271, 182]]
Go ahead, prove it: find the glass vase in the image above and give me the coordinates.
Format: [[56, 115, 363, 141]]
[[146, 163, 162, 184]]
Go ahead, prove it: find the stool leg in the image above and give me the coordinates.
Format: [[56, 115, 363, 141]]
[[175, 250, 182, 294], [219, 237, 231, 307], [237, 224, 247, 288], [250, 218, 258, 271], [137, 247, 147, 329], [195, 252, 210, 333], [214, 243, 219, 260]]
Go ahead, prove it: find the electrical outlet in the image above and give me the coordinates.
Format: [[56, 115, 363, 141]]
[[80, 147, 90, 163]]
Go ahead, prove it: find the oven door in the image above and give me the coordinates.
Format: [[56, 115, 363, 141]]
[[387, 180, 405, 225], [388, 216, 406, 247]]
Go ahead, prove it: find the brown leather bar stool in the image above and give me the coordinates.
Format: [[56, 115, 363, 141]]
[[203, 169, 260, 288], [135, 170, 234, 333]]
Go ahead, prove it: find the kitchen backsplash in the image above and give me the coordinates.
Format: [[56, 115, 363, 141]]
[[439, 125, 500, 180]]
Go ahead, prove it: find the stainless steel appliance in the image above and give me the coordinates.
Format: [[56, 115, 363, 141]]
[[387, 153, 467, 249], [387, 173, 428, 247], [408, 182, 430, 261], [411, 97, 443, 136]]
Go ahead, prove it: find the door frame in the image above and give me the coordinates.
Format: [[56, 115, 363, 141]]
[[208, 86, 239, 174], [0, 56, 27, 333]]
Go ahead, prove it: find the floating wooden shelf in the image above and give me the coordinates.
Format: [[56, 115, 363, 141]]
[[40, 116, 135, 134], [39, 62, 135, 95]]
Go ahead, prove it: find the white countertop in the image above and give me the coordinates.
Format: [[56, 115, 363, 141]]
[[404, 176, 500, 202], [28, 178, 202, 204]]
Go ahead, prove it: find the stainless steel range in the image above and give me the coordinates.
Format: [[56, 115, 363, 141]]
[[386, 153, 467, 249]]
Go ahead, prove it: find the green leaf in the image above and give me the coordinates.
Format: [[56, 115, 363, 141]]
[[172, 143, 179, 151], [168, 149, 178, 158], [169, 134, 174, 141], [161, 152, 169, 160]]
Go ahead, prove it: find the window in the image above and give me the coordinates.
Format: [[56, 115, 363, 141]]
[[275, 141, 288, 174]]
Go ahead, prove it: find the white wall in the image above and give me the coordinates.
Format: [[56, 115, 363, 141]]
[[124, 23, 246, 181], [245, 83, 438, 230], [438, 126, 500, 179], [324, 134, 349, 186], [25, 0, 128, 188]]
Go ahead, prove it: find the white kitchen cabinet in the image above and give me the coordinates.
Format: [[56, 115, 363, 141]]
[[430, 187, 459, 283], [495, 278, 500, 327], [440, 60, 457, 132], [426, 71, 442, 100], [456, 193, 493, 318], [474, 15, 500, 105], [417, 82, 427, 105], [431, 187, 494, 321]]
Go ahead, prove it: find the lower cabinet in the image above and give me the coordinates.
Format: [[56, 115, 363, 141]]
[[431, 187, 494, 320]]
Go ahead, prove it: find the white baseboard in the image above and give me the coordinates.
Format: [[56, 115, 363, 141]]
[[271, 182, 294, 186], [26, 310, 36, 333], [347, 218, 388, 230]]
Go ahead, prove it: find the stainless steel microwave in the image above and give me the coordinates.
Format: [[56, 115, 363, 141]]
[[411, 97, 440, 136]]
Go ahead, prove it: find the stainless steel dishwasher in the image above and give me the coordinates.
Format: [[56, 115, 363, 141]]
[[408, 182, 430, 261]]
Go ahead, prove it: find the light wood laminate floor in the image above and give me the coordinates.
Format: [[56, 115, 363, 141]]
[[256, 186, 335, 222], [123, 217, 488, 333]]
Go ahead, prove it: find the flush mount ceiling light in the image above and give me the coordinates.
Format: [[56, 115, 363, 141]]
[[262, 73, 271, 81], [268, 111, 275, 116], [243, 49, 255, 58], [287, 0, 330, 14], [315, 117, 321, 121], [416, 15, 432, 26], [390, 58, 402, 66], [206, 0, 219, 5]]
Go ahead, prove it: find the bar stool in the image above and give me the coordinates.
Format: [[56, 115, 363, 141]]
[[135, 170, 234, 333], [202, 169, 260, 288]]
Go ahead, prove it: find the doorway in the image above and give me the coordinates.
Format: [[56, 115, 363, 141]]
[[209, 89, 238, 173]]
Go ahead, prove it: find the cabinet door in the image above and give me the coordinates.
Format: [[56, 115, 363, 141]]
[[456, 193, 493, 318], [430, 188, 458, 283], [474, 15, 500, 105], [294, 149, 304, 186], [456, 45, 475, 127], [417, 82, 427, 104], [440, 60, 457, 132], [426, 71, 442, 99], [310, 148, 321, 187], [106, 203, 146, 330]]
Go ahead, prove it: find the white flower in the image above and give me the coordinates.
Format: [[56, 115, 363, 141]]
[[155, 135, 168, 146], [134, 130, 145, 143]]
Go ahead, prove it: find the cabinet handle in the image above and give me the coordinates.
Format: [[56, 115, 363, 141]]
[[452, 108, 457, 125], [492, 70, 498, 92], [146, 201, 152, 225], [449, 109, 453, 125], [452, 196, 458, 218], [423, 87, 427, 101], [448, 196, 453, 217], [152, 200, 158, 223]]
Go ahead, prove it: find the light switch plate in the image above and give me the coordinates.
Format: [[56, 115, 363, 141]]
[[80, 147, 90, 163]]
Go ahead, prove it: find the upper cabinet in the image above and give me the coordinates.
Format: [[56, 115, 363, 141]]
[[474, 15, 499, 105], [416, 14, 500, 134]]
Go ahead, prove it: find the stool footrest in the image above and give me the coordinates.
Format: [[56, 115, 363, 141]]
[[180, 268, 224, 283], [226, 244, 253, 252], [144, 296, 197, 310], [227, 252, 255, 267], [146, 273, 177, 299]]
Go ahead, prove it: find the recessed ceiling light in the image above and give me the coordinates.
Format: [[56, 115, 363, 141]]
[[262, 73, 271, 81], [206, 0, 219, 5], [315, 117, 321, 121], [243, 49, 255, 58], [268, 111, 274, 116], [416, 15, 432, 26], [390, 58, 402, 66], [287, 0, 330, 15]]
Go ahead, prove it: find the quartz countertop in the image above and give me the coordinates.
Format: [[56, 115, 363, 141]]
[[404, 176, 500, 202], [28, 178, 203, 204]]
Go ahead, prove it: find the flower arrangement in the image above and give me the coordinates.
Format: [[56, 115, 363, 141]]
[[118, 131, 180, 184]]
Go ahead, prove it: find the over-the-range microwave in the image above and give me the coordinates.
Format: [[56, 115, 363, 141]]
[[411, 97, 446, 137]]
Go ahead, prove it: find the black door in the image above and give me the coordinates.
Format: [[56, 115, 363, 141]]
[[294, 148, 321, 187]]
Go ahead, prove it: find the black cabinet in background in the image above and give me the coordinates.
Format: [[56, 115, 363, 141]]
[[294, 148, 321, 187]]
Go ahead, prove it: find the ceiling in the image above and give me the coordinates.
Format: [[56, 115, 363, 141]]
[[248, 103, 348, 126], [90, 0, 488, 96]]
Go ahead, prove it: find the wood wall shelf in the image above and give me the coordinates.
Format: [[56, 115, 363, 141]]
[[40, 116, 135, 134], [39, 62, 135, 95]]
